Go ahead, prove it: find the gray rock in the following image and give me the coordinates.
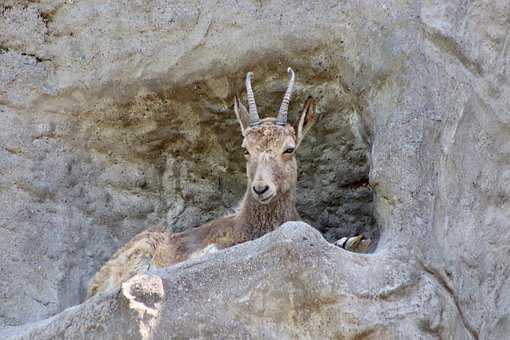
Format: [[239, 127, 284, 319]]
[[0, 222, 471, 339], [0, 0, 509, 338]]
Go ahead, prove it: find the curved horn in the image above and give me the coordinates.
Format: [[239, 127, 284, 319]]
[[276, 67, 295, 126], [245, 72, 260, 127]]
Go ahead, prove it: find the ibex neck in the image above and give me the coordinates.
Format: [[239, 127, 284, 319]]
[[237, 189, 300, 239]]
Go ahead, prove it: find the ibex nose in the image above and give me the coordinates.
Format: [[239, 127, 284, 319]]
[[252, 184, 269, 195]]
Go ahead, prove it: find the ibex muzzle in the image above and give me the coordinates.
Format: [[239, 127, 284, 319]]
[[250, 153, 280, 203]]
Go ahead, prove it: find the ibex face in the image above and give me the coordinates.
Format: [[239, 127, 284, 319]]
[[242, 121, 297, 203], [234, 68, 317, 204]]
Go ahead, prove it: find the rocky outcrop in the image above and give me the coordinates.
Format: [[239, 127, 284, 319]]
[[0, 222, 471, 339], [1, 0, 509, 338]]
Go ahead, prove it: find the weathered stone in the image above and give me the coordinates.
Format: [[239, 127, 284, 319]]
[[0, 223, 471, 339], [0, 0, 509, 338]]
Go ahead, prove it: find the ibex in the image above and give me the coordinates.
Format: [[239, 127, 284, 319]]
[[87, 68, 317, 297]]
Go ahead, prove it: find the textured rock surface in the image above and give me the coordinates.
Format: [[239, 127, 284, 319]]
[[1, 0, 509, 339], [0, 223, 472, 339]]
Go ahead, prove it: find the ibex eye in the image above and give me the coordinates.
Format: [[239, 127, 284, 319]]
[[242, 148, 249, 155], [283, 147, 295, 154]]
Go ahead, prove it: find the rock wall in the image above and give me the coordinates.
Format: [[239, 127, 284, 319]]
[[1, 0, 509, 339]]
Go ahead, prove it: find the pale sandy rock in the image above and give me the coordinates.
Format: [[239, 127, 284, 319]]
[[0, 0, 509, 338], [0, 223, 471, 339]]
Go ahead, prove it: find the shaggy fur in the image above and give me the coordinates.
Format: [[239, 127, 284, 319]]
[[87, 97, 317, 298]]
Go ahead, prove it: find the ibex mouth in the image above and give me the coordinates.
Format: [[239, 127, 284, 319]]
[[253, 192, 276, 204]]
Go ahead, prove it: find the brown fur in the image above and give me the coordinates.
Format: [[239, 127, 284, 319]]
[[87, 96, 317, 298]]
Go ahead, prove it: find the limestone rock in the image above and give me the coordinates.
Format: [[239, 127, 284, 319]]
[[0, 0, 509, 338], [0, 223, 471, 339]]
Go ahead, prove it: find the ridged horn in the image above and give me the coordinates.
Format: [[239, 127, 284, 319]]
[[276, 67, 295, 126], [245, 72, 260, 127]]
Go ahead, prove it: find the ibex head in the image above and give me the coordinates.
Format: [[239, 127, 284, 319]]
[[234, 68, 317, 204]]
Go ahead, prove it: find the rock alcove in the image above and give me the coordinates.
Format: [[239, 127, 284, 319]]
[[76, 66, 378, 257], [77, 68, 378, 241], [1, 64, 377, 324]]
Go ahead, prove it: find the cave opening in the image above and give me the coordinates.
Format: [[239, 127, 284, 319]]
[[75, 70, 378, 253]]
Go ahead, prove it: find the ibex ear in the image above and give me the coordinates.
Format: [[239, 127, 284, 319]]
[[234, 96, 250, 136], [294, 96, 317, 146]]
